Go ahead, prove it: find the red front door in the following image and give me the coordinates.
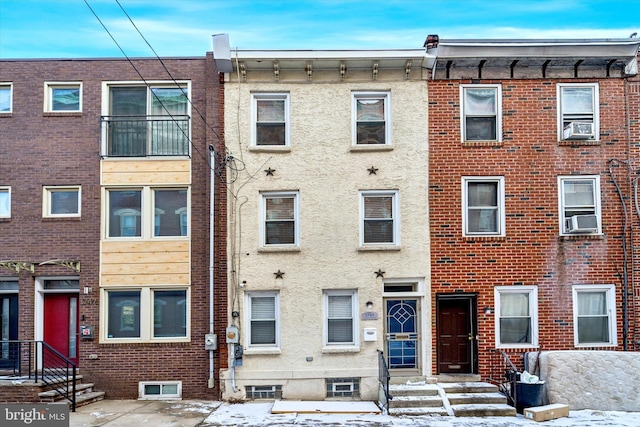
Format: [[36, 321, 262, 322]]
[[44, 293, 79, 365]]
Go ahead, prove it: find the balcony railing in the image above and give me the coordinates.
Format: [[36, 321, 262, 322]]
[[101, 115, 190, 157]]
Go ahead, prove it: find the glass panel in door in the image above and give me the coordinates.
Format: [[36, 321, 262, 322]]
[[385, 299, 418, 370]]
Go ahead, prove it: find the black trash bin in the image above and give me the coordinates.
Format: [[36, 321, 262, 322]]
[[515, 381, 545, 414]]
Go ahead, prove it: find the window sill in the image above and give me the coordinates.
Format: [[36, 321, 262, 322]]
[[462, 141, 502, 148], [496, 344, 540, 350], [244, 348, 281, 356], [100, 338, 190, 345], [559, 233, 604, 240], [0, 113, 12, 118], [558, 139, 600, 146], [322, 346, 360, 354], [43, 111, 83, 117], [42, 216, 81, 221], [357, 245, 401, 252], [100, 155, 191, 160], [258, 246, 301, 253], [350, 145, 393, 152], [464, 235, 506, 242], [0, 217, 11, 222], [249, 146, 291, 153], [574, 343, 617, 349]]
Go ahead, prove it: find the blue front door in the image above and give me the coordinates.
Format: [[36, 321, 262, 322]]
[[385, 299, 419, 370]]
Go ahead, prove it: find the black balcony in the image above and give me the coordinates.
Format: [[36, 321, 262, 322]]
[[101, 115, 190, 157]]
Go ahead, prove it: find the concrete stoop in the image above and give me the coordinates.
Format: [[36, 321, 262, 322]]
[[38, 375, 105, 409], [388, 380, 516, 418]]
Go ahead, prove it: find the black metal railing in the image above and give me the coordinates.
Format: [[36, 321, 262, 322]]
[[487, 348, 518, 407], [377, 349, 393, 412], [101, 115, 190, 157], [0, 340, 77, 411]]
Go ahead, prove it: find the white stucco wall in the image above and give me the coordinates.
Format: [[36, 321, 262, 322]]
[[221, 72, 430, 401], [535, 351, 640, 411]]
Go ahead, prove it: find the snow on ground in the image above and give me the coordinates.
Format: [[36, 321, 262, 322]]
[[201, 402, 640, 426]]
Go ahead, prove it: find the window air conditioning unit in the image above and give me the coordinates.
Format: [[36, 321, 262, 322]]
[[565, 214, 598, 233], [563, 122, 595, 140]]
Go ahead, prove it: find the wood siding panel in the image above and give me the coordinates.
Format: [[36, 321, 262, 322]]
[[101, 159, 191, 185]]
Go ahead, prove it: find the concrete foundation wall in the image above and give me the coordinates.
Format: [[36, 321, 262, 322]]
[[536, 351, 640, 411]]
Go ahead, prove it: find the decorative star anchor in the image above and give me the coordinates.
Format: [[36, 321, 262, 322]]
[[367, 166, 378, 175], [274, 270, 285, 279], [265, 167, 276, 176], [375, 269, 385, 278]]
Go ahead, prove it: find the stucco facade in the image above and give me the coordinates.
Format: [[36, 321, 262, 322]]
[[221, 51, 432, 400]]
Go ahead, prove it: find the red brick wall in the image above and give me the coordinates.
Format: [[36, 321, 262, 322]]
[[0, 57, 226, 399], [428, 77, 633, 378], [628, 54, 640, 352]]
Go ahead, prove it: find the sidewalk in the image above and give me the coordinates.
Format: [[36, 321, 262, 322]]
[[69, 399, 640, 427]]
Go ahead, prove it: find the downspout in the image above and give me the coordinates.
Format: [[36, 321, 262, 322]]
[[208, 147, 215, 387]]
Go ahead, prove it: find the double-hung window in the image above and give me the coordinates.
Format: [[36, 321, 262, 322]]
[[0, 83, 12, 113], [572, 285, 616, 347], [462, 177, 505, 237], [324, 290, 357, 347], [252, 93, 289, 147], [495, 286, 538, 348], [460, 84, 501, 142], [103, 82, 190, 157], [43, 186, 81, 218], [246, 292, 279, 349], [261, 191, 299, 247], [0, 187, 10, 218], [106, 188, 188, 239], [104, 288, 188, 341], [360, 190, 399, 246], [558, 83, 599, 141], [45, 82, 82, 112], [352, 92, 390, 145], [558, 175, 601, 235]]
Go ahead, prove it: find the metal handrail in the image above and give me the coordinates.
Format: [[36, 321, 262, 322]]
[[377, 349, 393, 412], [486, 348, 518, 407], [1, 340, 77, 411]]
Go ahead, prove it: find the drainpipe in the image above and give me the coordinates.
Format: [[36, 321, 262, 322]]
[[208, 147, 215, 387]]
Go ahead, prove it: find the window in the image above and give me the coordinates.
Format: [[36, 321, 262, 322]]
[[360, 190, 399, 246], [106, 188, 188, 239], [139, 381, 182, 400], [105, 287, 189, 341], [251, 93, 289, 147], [326, 378, 360, 398], [0, 187, 10, 218], [45, 82, 81, 112], [246, 292, 279, 349], [102, 82, 190, 156], [245, 385, 282, 399], [558, 175, 601, 235], [0, 83, 12, 113], [495, 286, 538, 348], [261, 191, 299, 247], [43, 186, 80, 217], [573, 285, 617, 347], [461, 84, 501, 142], [324, 290, 358, 347], [558, 83, 599, 141], [352, 92, 390, 145], [462, 177, 505, 236]]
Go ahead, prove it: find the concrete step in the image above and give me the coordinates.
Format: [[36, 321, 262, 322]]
[[447, 391, 509, 405], [38, 382, 95, 399], [389, 394, 444, 408], [440, 381, 498, 394], [388, 406, 449, 416], [451, 403, 517, 417], [75, 391, 106, 408], [437, 373, 481, 383], [389, 383, 439, 397]]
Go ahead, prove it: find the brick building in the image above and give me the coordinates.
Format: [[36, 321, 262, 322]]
[[426, 37, 640, 379], [0, 54, 228, 400]]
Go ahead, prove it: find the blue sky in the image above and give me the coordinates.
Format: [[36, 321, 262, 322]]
[[0, 0, 638, 59]]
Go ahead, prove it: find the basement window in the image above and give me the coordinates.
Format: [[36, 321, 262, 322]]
[[326, 377, 360, 398], [245, 385, 283, 399], [139, 381, 182, 400]]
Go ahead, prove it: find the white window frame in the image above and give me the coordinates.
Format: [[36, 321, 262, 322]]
[[0, 186, 10, 218], [245, 291, 280, 351], [557, 83, 599, 141], [101, 287, 190, 343], [42, 186, 81, 218], [352, 91, 391, 146], [251, 93, 290, 147], [572, 284, 617, 347], [44, 82, 82, 112], [323, 289, 359, 349], [0, 82, 12, 113], [105, 187, 189, 240], [460, 84, 502, 142], [260, 191, 300, 248], [462, 176, 505, 237], [139, 381, 182, 400], [494, 286, 539, 348], [558, 175, 601, 236], [359, 190, 400, 247]]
